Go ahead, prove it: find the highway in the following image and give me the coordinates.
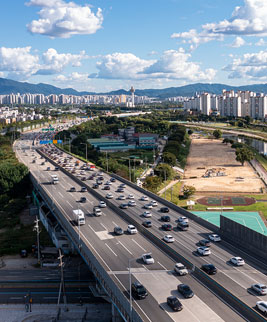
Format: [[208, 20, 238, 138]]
[[13, 138, 246, 321]]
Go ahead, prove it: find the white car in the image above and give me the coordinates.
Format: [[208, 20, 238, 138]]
[[178, 216, 188, 223], [99, 201, 107, 208], [163, 235, 175, 243], [118, 195, 126, 200], [127, 225, 137, 234], [230, 257, 245, 266], [174, 263, 188, 276], [150, 200, 158, 207], [140, 195, 149, 201], [142, 211, 152, 218], [251, 284, 267, 295], [106, 193, 113, 199], [197, 246, 211, 256], [128, 200, 136, 207], [256, 301, 267, 314], [128, 194, 135, 199], [142, 253, 154, 264], [105, 181, 112, 185], [208, 234, 221, 242], [144, 203, 153, 209]]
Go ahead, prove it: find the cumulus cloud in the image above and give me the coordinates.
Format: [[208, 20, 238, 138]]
[[172, 0, 267, 48], [26, 0, 103, 38], [0, 46, 89, 80], [224, 50, 267, 79], [230, 36, 246, 47], [255, 38, 267, 46], [90, 50, 216, 82], [54, 72, 89, 82]]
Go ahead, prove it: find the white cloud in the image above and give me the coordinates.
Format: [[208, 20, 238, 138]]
[[255, 38, 267, 46], [0, 72, 5, 78], [173, 0, 267, 48], [224, 50, 267, 79], [230, 36, 246, 47], [54, 72, 89, 82], [26, 0, 103, 38], [90, 50, 216, 82]]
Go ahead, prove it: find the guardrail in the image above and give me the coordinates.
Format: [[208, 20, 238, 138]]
[[36, 148, 267, 322]]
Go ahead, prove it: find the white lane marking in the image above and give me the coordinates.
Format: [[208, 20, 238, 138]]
[[88, 225, 96, 233], [10, 297, 22, 300], [112, 221, 118, 227], [105, 243, 117, 257], [44, 297, 58, 299], [117, 240, 133, 255], [66, 201, 73, 209], [142, 265, 149, 271], [100, 222, 108, 230], [157, 262, 167, 270], [58, 191, 64, 198], [132, 239, 147, 252]]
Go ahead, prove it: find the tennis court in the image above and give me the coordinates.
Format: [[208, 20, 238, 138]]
[[192, 211, 267, 236]]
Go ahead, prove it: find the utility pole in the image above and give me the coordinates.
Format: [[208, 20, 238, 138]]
[[58, 249, 67, 311], [80, 143, 88, 161], [33, 217, 41, 265], [69, 138, 71, 153], [106, 151, 109, 172], [171, 186, 173, 202]]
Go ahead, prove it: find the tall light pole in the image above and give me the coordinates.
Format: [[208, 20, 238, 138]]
[[68, 138, 71, 153], [106, 151, 109, 172], [128, 158, 131, 182], [33, 217, 41, 265], [128, 257, 139, 321], [80, 143, 88, 161]]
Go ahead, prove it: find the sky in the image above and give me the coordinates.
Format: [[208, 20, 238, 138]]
[[0, 0, 267, 92]]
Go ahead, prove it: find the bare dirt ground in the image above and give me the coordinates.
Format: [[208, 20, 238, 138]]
[[184, 138, 265, 193]]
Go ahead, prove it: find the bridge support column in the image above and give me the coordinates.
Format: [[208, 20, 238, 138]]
[[112, 304, 124, 322]]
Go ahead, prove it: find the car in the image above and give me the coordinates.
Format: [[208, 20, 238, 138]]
[[32, 159, 36, 163], [161, 215, 170, 222], [142, 211, 152, 218], [120, 203, 129, 209], [46, 166, 50, 171], [55, 167, 59, 171], [128, 194, 135, 199], [177, 216, 188, 223], [140, 195, 149, 201], [160, 207, 169, 213], [199, 239, 211, 247], [117, 188, 124, 193], [81, 187, 87, 192], [93, 207, 102, 217], [98, 176, 104, 181], [92, 183, 99, 189], [144, 203, 153, 209], [230, 257, 245, 266], [201, 264, 217, 275], [103, 185, 111, 190], [256, 301, 267, 314], [197, 246, 211, 256], [150, 200, 158, 207], [162, 224, 172, 231], [106, 193, 113, 199], [177, 284, 194, 298], [80, 197, 86, 203], [69, 187, 76, 192], [163, 235, 175, 243], [96, 180, 103, 185], [131, 282, 148, 299], [120, 183, 126, 188], [142, 220, 152, 228], [167, 296, 183, 312], [208, 234, 221, 242], [142, 253, 154, 264], [127, 225, 137, 234], [118, 195, 126, 200], [105, 181, 112, 185], [114, 226, 124, 235], [251, 284, 267, 295], [41, 161, 45, 165], [128, 200, 136, 207], [174, 263, 188, 276], [88, 175, 94, 180], [99, 201, 107, 208], [81, 176, 87, 181], [110, 177, 116, 182]]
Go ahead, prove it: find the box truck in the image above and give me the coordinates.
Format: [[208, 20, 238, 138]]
[[73, 209, 85, 225]]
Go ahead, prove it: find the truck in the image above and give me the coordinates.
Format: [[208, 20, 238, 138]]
[[177, 221, 189, 231], [51, 174, 59, 184], [73, 209, 85, 225]]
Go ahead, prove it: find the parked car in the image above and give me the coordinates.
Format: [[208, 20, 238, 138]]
[[177, 284, 194, 298], [230, 257, 245, 266], [208, 234, 221, 242], [142, 220, 152, 228], [132, 282, 148, 299], [167, 296, 183, 312], [114, 226, 124, 235], [127, 225, 137, 234], [163, 235, 175, 243], [197, 246, 211, 256], [201, 264, 217, 275], [142, 253, 154, 264], [160, 207, 169, 213], [161, 215, 170, 222], [251, 284, 267, 295]]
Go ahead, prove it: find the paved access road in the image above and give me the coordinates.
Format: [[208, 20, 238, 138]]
[[13, 140, 245, 322]]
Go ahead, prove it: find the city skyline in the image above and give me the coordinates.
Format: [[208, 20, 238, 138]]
[[0, 1, 267, 92]]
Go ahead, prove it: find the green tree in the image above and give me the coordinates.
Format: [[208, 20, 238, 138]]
[[143, 176, 162, 192], [188, 129, 193, 135], [162, 152, 176, 166], [213, 129, 222, 139], [154, 163, 173, 180], [235, 147, 254, 166], [183, 185, 196, 199]]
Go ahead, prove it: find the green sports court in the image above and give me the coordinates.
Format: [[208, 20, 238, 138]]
[[192, 211, 267, 236]]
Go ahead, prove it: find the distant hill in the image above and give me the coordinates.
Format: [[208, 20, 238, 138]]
[[0, 77, 267, 98]]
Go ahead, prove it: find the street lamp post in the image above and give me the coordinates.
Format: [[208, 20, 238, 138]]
[[80, 143, 88, 161]]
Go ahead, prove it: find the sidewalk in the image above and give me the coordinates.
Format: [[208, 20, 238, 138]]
[[158, 179, 180, 195]]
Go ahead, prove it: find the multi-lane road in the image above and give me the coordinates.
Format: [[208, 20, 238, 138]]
[[13, 133, 267, 322]]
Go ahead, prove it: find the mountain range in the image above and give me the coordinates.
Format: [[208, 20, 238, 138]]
[[1, 77, 267, 99]]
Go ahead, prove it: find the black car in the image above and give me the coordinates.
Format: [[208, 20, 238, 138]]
[[201, 264, 217, 275], [88, 176, 94, 180], [69, 187, 76, 192], [81, 187, 87, 192], [177, 284, 194, 298], [167, 296, 183, 312], [98, 176, 104, 181], [161, 215, 170, 222], [199, 239, 211, 247], [96, 180, 103, 185], [117, 188, 124, 193], [110, 178, 116, 182], [80, 197, 86, 203], [103, 185, 110, 190], [120, 183, 126, 188], [92, 184, 99, 189], [160, 207, 169, 213], [131, 282, 148, 299], [142, 220, 152, 228], [81, 176, 87, 181], [162, 224, 172, 231], [114, 226, 124, 235]]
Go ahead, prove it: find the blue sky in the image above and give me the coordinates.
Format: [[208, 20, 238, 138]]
[[0, 0, 266, 92]]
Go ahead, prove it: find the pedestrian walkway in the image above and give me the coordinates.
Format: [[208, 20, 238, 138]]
[[158, 179, 179, 195]]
